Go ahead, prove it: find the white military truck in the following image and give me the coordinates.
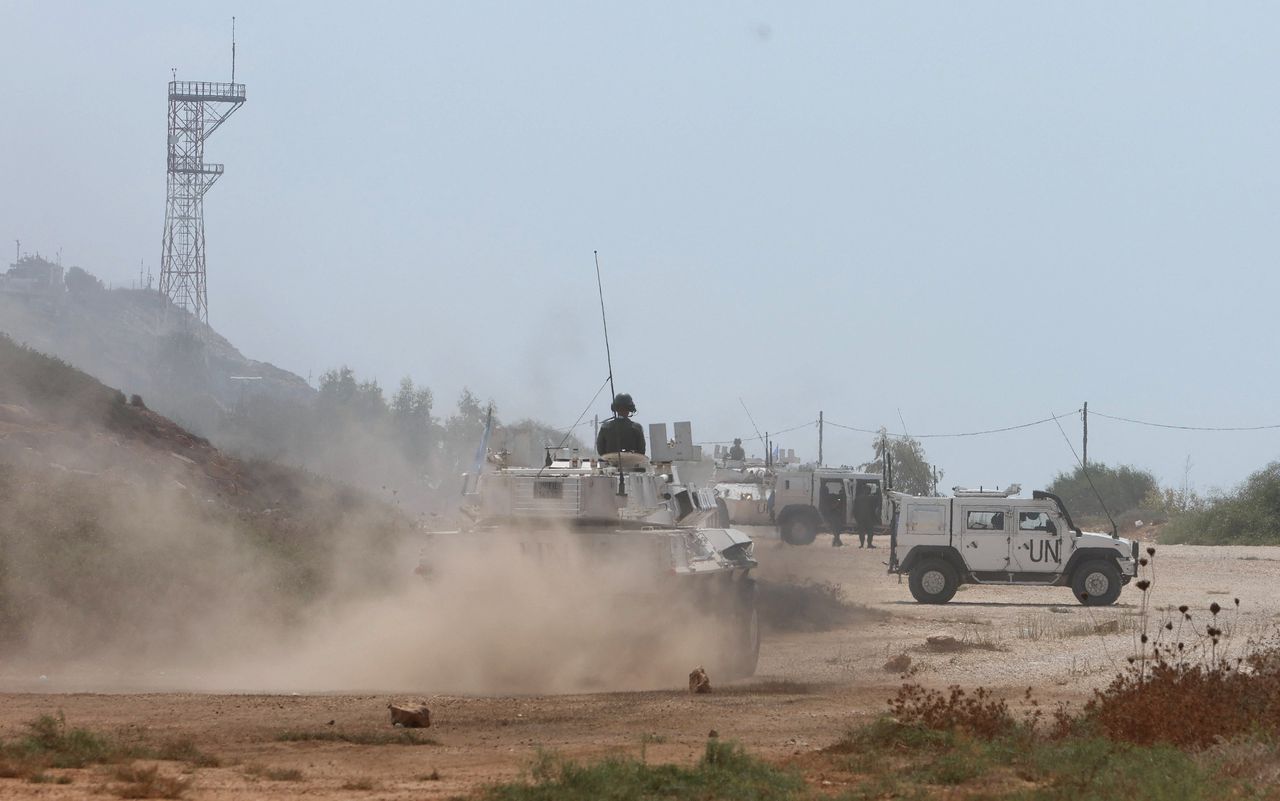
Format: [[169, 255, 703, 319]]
[[772, 468, 890, 545], [888, 486, 1138, 606]]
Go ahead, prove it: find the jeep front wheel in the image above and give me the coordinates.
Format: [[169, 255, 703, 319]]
[[779, 515, 818, 546], [908, 558, 958, 604], [1071, 560, 1122, 606]]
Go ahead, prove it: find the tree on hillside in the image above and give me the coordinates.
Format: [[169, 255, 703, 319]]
[[859, 428, 941, 496], [1046, 463, 1157, 518], [441, 389, 497, 474], [317, 366, 388, 423], [392, 377, 436, 464]]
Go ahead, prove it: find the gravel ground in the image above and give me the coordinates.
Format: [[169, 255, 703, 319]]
[[2, 533, 1276, 799]]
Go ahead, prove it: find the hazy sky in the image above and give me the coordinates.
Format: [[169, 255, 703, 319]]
[[4, 2, 1279, 495]]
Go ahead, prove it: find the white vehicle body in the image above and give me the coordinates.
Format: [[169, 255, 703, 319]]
[[772, 468, 889, 545], [888, 487, 1138, 606], [419, 423, 761, 678]]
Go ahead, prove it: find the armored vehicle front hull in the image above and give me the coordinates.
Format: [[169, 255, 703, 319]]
[[417, 458, 760, 688]]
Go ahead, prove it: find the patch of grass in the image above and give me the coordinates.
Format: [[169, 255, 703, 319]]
[[1016, 612, 1131, 641], [5, 713, 133, 768], [275, 729, 439, 745], [110, 764, 190, 799], [417, 769, 442, 781], [479, 740, 806, 800], [717, 679, 816, 695], [244, 763, 304, 781], [829, 718, 1220, 800], [154, 737, 220, 768], [340, 777, 378, 791]]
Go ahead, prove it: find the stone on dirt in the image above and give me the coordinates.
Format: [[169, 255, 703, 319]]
[[925, 634, 964, 652], [689, 667, 712, 694], [882, 653, 912, 673], [388, 702, 431, 728]]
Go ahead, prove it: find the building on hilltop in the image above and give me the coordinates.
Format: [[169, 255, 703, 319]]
[[0, 255, 65, 297]]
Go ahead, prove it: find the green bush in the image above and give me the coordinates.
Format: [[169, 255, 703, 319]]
[[481, 741, 806, 801], [1163, 463, 1280, 545], [1047, 463, 1158, 520]]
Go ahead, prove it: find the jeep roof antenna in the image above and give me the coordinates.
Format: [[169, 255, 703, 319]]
[[1051, 411, 1118, 538]]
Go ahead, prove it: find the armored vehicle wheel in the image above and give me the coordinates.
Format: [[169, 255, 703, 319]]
[[1072, 560, 1122, 606], [716, 497, 731, 528], [780, 515, 818, 546], [908, 558, 958, 604], [728, 580, 760, 678]]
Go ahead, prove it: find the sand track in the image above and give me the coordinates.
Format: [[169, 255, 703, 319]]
[[2, 535, 1274, 798]]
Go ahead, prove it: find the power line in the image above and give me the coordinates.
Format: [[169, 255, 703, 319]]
[[1090, 410, 1280, 432], [824, 410, 1080, 440], [698, 419, 817, 446]]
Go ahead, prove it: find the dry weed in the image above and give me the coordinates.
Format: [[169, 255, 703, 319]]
[[109, 763, 190, 799]]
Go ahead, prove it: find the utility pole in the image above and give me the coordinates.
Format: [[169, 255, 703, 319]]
[[1082, 402, 1089, 467], [818, 410, 824, 467], [765, 432, 770, 469]]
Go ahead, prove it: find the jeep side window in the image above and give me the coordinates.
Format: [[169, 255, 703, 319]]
[[1019, 512, 1052, 531], [966, 511, 1004, 530]]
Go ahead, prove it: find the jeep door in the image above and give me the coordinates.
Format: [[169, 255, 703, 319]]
[[957, 506, 1011, 571], [1011, 509, 1064, 573]]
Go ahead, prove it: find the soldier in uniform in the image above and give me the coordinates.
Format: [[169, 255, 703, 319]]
[[596, 392, 646, 456], [728, 438, 746, 461]]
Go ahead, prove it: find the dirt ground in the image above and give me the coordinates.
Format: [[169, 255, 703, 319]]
[[3, 530, 1277, 799]]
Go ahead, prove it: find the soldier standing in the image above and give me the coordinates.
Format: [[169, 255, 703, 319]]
[[596, 393, 646, 456]]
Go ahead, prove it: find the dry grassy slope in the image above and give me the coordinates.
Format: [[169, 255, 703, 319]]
[[0, 334, 413, 653], [1, 332, 337, 509], [0, 282, 314, 415]]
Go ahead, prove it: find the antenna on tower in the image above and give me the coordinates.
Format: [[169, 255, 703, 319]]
[[230, 17, 236, 84]]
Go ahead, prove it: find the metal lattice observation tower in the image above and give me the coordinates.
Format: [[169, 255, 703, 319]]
[[159, 79, 245, 324]]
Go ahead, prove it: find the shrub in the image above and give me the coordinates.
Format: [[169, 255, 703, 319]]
[[887, 684, 1019, 739], [1163, 463, 1280, 545], [480, 741, 805, 800], [1047, 463, 1158, 520]]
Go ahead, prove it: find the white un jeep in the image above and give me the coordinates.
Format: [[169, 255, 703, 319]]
[[888, 486, 1138, 606]]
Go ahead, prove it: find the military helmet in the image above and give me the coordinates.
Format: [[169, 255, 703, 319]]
[[611, 392, 637, 414]]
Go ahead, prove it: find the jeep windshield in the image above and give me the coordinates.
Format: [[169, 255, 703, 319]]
[[1031, 490, 1082, 537]]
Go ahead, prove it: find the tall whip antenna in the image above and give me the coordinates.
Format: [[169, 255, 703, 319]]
[[739, 397, 765, 445], [231, 17, 236, 84], [594, 251, 616, 403]]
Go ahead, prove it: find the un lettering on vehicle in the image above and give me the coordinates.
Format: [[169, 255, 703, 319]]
[[1027, 538, 1060, 563]]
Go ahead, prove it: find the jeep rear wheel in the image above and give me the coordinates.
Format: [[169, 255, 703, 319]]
[[1071, 560, 1122, 606], [908, 558, 958, 604], [779, 515, 818, 546]]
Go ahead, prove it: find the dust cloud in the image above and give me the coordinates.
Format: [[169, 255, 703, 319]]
[[226, 531, 738, 695], [0, 448, 735, 694]]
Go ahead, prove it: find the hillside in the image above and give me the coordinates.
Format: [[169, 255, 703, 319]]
[[0, 333, 413, 670], [0, 257, 313, 434], [0, 259, 583, 512]]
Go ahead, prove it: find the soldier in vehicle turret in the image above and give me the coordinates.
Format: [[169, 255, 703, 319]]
[[728, 438, 746, 461], [596, 392, 646, 456]]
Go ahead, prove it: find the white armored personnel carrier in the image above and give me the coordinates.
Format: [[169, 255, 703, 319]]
[[418, 421, 761, 679], [888, 486, 1138, 606]]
